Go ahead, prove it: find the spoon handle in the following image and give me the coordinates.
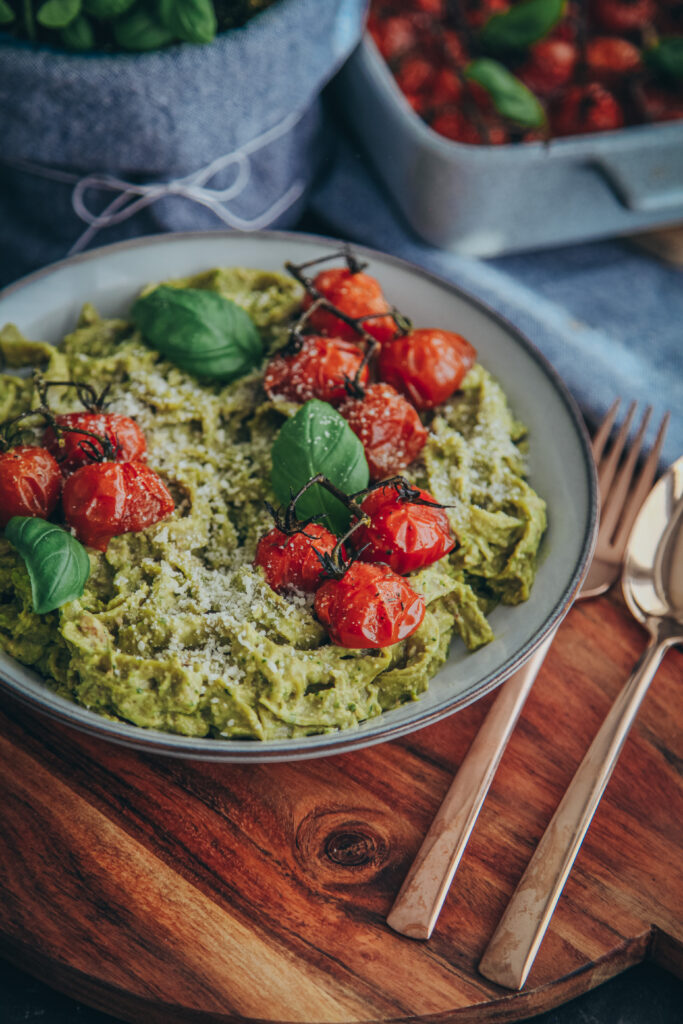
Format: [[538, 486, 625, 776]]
[[387, 631, 555, 940], [478, 635, 671, 991]]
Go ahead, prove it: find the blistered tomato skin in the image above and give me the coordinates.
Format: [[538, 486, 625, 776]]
[[378, 328, 476, 409], [594, 0, 655, 33], [255, 524, 338, 594], [354, 484, 455, 575], [518, 39, 578, 97], [264, 336, 369, 406], [585, 36, 642, 80], [302, 268, 399, 346], [314, 561, 425, 649], [552, 82, 624, 136], [0, 446, 62, 529], [63, 462, 174, 551], [338, 383, 428, 481], [43, 412, 147, 475]]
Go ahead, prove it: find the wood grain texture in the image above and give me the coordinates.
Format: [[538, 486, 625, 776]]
[[0, 589, 681, 1024]]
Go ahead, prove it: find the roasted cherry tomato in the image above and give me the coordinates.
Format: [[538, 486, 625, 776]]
[[552, 82, 624, 136], [518, 39, 578, 98], [367, 13, 418, 61], [255, 523, 338, 594], [62, 461, 174, 551], [43, 412, 146, 475], [594, 0, 655, 33], [377, 328, 476, 409], [338, 383, 428, 481], [395, 55, 435, 96], [464, 0, 510, 29], [263, 335, 369, 406], [635, 84, 683, 123], [302, 268, 399, 346], [0, 446, 62, 529], [353, 483, 455, 575], [314, 561, 425, 649], [585, 36, 641, 81], [429, 67, 464, 108]]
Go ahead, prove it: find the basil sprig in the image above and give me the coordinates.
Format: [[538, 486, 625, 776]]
[[479, 0, 566, 52], [36, 0, 80, 28], [60, 12, 94, 47], [158, 0, 216, 44], [131, 285, 263, 382], [466, 58, 547, 129], [3, 0, 277, 51], [645, 37, 683, 82], [271, 400, 369, 535], [5, 517, 90, 615]]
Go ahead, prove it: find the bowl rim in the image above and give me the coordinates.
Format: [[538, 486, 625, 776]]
[[0, 228, 598, 761]]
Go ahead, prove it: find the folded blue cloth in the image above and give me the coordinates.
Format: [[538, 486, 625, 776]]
[[308, 135, 682, 468]]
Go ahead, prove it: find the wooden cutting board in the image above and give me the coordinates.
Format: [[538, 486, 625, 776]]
[[0, 588, 681, 1024]]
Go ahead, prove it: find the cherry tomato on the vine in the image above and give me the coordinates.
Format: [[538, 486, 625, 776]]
[[302, 268, 399, 346], [338, 383, 428, 481], [585, 36, 642, 81], [263, 335, 369, 406], [353, 483, 455, 575], [635, 84, 683, 122], [378, 328, 476, 409], [552, 82, 624, 136], [0, 446, 62, 529], [255, 523, 339, 594], [518, 39, 578, 98], [43, 412, 146, 475], [62, 461, 174, 551], [367, 13, 418, 61], [464, 0, 510, 29], [594, 0, 655, 33], [314, 561, 425, 649]]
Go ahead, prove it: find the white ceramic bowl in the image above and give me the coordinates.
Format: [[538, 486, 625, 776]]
[[0, 231, 598, 761]]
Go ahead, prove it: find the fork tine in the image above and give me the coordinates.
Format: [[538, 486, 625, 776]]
[[591, 398, 620, 465], [610, 412, 670, 556], [597, 401, 637, 505], [600, 406, 651, 542]]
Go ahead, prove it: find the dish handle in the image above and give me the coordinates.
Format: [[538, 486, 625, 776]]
[[595, 141, 683, 213]]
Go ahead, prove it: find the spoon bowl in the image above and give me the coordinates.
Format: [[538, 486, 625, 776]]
[[623, 456, 683, 636]]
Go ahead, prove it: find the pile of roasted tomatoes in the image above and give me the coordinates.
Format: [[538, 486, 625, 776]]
[[255, 250, 478, 650], [0, 384, 174, 551], [368, 0, 683, 142]]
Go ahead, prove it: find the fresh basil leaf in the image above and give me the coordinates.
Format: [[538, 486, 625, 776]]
[[113, 8, 175, 50], [0, 1, 15, 25], [645, 37, 683, 81], [466, 58, 547, 128], [83, 0, 135, 19], [158, 0, 216, 44], [270, 399, 369, 535], [131, 285, 263, 382], [37, 0, 81, 28], [5, 517, 90, 616], [61, 14, 95, 48], [479, 0, 566, 51]]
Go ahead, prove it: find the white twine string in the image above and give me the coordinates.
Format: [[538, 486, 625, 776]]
[[3, 109, 308, 256]]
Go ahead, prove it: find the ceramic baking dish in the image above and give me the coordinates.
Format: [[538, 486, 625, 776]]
[[332, 35, 683, 256]]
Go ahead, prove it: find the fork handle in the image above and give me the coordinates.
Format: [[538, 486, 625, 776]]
[[386, 631, 556, 939], [478, 634, 672, 990]]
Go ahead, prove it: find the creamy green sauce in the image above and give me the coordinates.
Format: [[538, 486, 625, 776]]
[[0, 268, 546, 740]]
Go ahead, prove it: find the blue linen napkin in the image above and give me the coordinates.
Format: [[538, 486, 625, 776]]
[[308, 135, 682, 468]]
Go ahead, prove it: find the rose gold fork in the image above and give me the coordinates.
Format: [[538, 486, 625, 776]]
[[386, 401, 669, 941]]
